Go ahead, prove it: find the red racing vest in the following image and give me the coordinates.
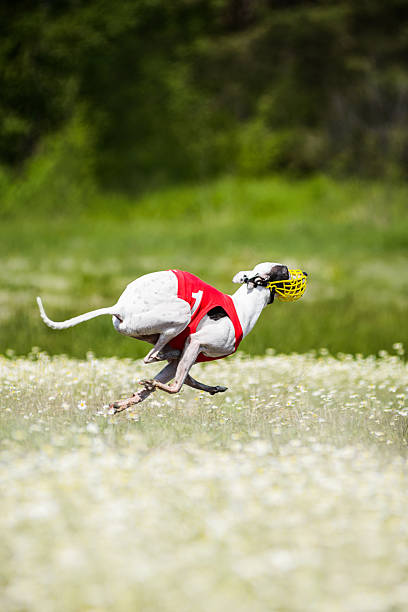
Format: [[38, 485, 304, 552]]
[[168, 270, 243, 362]]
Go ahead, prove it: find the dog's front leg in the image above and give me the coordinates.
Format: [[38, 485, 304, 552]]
[[143, 337, 201, 394], [110, 361, 177, 413], [185, 375, 227, 396]]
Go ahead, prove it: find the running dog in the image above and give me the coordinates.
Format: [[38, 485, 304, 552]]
[[37, 262, 289, 412]]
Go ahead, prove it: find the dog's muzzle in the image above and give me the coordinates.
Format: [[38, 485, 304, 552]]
[[267, 270, 308, 302]]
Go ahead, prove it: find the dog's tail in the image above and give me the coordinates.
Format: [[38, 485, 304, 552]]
[[36, 297, 117, 330]]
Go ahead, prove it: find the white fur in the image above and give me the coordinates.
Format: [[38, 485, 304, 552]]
[[37, 262, 286, 410]]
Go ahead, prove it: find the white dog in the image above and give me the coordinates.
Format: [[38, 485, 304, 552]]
[[37, 262, 289, 412]]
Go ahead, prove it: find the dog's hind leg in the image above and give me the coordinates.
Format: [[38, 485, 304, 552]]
[[110, 361, 177, 414], [149, 347, 181, 362], [143, 328, 185, 364], [123, 300, 190, 364], [133, 335, 181, 362], [143, 336, 201, 394]]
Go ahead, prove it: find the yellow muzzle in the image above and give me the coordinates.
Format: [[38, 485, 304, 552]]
[[267, 269, 308, 302]]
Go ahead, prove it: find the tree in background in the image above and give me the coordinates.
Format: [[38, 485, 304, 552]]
[[1, 0, 408, 189]]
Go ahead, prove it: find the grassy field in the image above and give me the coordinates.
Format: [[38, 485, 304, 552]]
[[1, 349, 408, 611], [1, 174, 408, 608], [1, 174, 408, 358]]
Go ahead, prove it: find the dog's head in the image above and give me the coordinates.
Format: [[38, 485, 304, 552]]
[[233, 262, 290, 303]]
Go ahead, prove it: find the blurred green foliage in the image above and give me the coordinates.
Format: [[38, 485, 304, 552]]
[[1, 0, 408, 190], [0, 172, 407, 357]]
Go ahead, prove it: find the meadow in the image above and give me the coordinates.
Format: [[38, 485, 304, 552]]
[[2, 4, 408, 608], [1, 348, 408, 611], [1, 173, 408, 610]]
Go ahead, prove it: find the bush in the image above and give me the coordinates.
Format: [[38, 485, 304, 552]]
[[0, 116, 96, 219]]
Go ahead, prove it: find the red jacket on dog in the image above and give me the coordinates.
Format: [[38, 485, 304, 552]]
[[168, 269, 243, 362]]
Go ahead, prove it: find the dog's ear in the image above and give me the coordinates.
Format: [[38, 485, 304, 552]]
[[232, 270, 253, 284]]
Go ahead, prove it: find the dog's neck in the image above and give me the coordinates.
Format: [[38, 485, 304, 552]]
[[231, 284, 270, 338]]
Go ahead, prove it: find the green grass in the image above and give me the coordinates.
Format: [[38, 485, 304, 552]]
[[1, 174, 408, 357], [2, 172, 407, 610], [1, 351, 408, 611]]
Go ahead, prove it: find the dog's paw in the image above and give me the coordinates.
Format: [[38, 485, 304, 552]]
[[209, 385, 228, 395], [143, 354, 156, 364], [146, 349, 181, 363], [139, 379, 156, 392], [109, 392, 144, 414], [108, 401, 125, 415]]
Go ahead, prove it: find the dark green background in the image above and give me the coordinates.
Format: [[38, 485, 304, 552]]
[[2, 0, 408, 187]]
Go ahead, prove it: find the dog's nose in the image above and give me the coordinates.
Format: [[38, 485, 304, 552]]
[[281, 265, 289, 279]]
